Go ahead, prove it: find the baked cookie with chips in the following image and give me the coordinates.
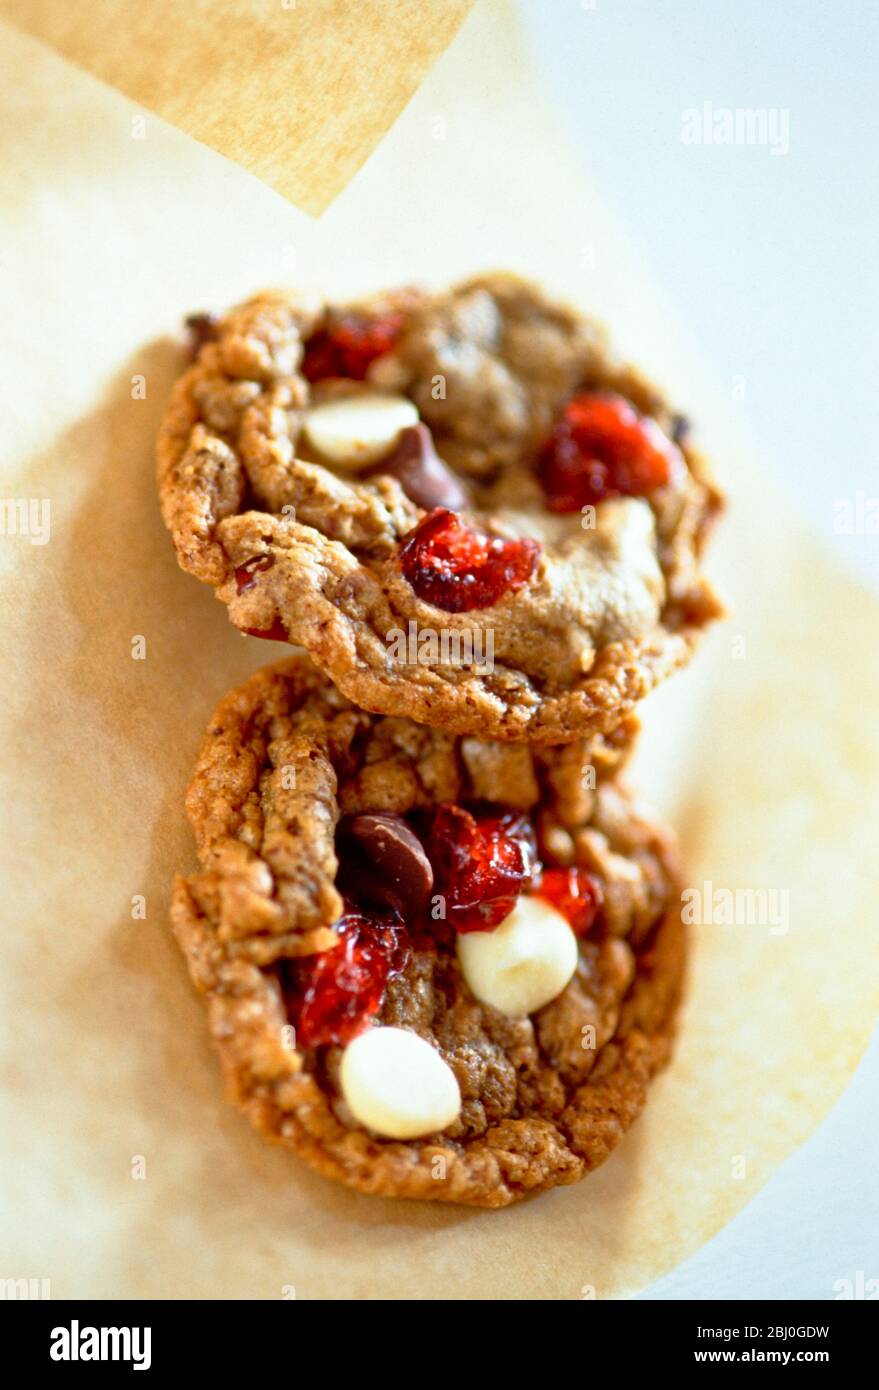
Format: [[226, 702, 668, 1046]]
[[171, 656, 686, 1207], [158, 274, 722, 742]]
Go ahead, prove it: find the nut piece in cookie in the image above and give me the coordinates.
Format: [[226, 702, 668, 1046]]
[[157, 275, 724, 743], [171, 656, 687, 1207]]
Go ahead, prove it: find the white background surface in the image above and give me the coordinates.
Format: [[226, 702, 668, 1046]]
[[519, 0, 878, 1300]]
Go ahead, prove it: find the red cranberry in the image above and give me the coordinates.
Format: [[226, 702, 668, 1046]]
[[427, 804, 538, 933], [398, 508, 540, 613], [234, 554, 275, 593], [291, 909, 409, 1049], [302, 311, 405, 382], [535, 866, 602, 936], [242, 617, 289, 642], [537, 391, 684, 512]]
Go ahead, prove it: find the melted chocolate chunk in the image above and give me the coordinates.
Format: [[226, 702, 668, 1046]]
[[337, 813, 434, 923], [364, 423, 467, 511], [185, 311, 220, 360]]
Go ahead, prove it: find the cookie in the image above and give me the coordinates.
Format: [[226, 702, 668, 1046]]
[[158, 273, 723, 743], [171, 656, 686, 1207]]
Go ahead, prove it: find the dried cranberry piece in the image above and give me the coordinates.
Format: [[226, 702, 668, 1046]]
[[302, 311, 405, 382], [242, 617, 289, 642], [535, 866, 602, 936], [234, 554, 275, 593], [537, 391, 684, 512], [398, 508, 540, 613], [427, 804, 538, 933], [291, 909, 410, 1049]]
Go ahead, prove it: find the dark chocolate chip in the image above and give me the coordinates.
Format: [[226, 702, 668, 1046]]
[[363, 423, 468, 511], [671, 414, 691, 446], [337, 813, 434, 923], [185, 312, 220, 360]]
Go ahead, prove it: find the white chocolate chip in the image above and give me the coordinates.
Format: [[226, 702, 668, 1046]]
[[339, 1026, 461, 1139], [457, 895, 579, 1018], [302, 391, 418, 469], [596, 497, 664, 602]]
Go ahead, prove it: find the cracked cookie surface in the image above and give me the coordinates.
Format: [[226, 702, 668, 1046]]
[[171, 656, 686, 1207], [158, 274, 723, 743]]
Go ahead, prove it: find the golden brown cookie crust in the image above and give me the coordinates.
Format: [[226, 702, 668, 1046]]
[[157, 275, 723, 743], [171, 657, 686, 1207]]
